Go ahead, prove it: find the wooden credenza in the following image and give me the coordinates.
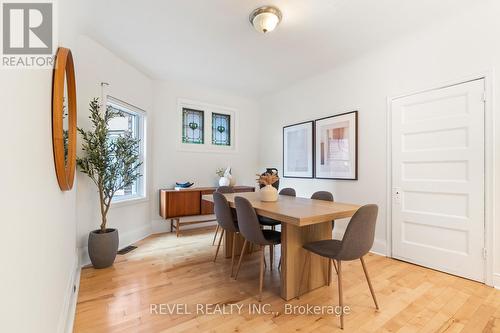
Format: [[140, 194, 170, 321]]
[[159, 186, 255, 236]]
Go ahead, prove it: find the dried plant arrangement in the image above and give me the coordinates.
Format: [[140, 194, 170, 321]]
[[256, 173, 279, 186], [216, 168, 225, 177]]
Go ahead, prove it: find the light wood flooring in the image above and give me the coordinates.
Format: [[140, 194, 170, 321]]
[[74, 227, 500, 333]]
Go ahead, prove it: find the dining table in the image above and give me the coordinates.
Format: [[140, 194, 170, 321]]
[[202, 191, 361, 301]]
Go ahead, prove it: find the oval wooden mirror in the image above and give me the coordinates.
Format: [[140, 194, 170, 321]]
[[52, 47, 77, 191]]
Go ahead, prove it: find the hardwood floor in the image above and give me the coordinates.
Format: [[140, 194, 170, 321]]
[[74, 227, 500, 333]]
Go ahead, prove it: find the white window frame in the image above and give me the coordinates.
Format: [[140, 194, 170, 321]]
[[177, 98, 238, 153], [106, 96, 147, 204]]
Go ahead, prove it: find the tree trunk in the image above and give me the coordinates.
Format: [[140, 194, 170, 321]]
[[98, 184, 107, 233]]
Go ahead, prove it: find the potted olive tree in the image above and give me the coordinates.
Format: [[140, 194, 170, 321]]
[[77, 98, 142, 268]]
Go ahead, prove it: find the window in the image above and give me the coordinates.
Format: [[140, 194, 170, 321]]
[[182, 108, 204, 144], [178, 99, 237, 152], [212, 113, 231, 146], [107, 97, 146, 202]]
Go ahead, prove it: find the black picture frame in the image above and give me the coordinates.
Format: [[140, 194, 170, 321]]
[[282, 120, 315, 179], [314, 111, 358, 180]]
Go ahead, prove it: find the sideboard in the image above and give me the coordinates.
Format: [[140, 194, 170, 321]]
[[159, 186, 255, 236]]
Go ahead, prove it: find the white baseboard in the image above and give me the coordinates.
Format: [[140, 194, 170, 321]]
[[493, 273, 500, 289], [79, 223, 152, 267], [57, 249, 81, 333], [151, 218, 217, 234]]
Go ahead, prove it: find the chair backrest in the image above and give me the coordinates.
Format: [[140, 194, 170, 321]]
[[337, 204, 378, 261], [216, 186, 235, 193], [234, 196, 268, 245], [279, 187, 296, 196], [311, 191, 334, 201], [213, 192, 238, 232]]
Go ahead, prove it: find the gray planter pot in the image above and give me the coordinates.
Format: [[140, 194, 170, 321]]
[[88, 228, 119, 269]]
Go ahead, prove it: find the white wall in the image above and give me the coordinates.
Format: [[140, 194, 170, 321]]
[[259, 2, 500, 284], [74, 36, 154, 265], [0, 0, 81, 332], [151, 81, 261, 231]]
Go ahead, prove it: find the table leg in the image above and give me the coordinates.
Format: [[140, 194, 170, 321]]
[[280, 221, 331, 300]]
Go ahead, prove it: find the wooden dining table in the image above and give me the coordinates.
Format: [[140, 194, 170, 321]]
[[202, 191, 360, 300]]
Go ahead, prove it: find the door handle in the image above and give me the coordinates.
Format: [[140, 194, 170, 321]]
[[393, 188, 402, 205]]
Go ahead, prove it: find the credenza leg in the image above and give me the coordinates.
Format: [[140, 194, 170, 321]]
[[170, 219, 174, 232], [176, 218, 180, 237]]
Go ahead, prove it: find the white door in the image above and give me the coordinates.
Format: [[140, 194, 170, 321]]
[[391, 79, 485, 282]]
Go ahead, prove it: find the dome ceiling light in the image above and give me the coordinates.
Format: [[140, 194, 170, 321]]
[[249, 6, 282, 34]]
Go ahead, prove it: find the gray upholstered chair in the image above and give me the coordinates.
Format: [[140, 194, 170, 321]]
[[298, 204, 379, 329], [310, 190, 333, 201], [212, 186, 235, 245], [213, 192, 240, 276], [258, 187, 295, 270], [258, 187, 296, 229], [233, 196, 281, 301], [311, 191, 335, 228], [279, 187, 296, 196]]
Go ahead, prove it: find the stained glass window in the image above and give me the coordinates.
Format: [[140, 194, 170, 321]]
[[212, 113, 231, 146], [182, 108, 204, 144]]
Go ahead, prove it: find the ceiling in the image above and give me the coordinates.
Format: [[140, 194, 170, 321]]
[[81, 0, 476, 97]]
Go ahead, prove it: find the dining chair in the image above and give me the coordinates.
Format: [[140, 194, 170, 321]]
[[213, 192, 241, 276], [233, 196, 281, 301], [297, 204, 379, 329], [311, 191, 335, 230], [259, 187, 295, 270], [310, 190, 333, 201], [212, 186, 235, 245]]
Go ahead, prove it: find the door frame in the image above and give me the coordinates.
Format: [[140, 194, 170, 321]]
[[385, 71, 495, 286]]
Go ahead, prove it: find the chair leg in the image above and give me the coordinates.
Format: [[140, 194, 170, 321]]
[[212, 225, 219, 245], [230, 232, 237, 276], [234, 239, 248, 280], [327, 259, 332, 286], [360, 256, 379, 310], [278, 255, 282, 271], [332, 259, 338, 274], [296, 251, 310, 299], [263, 248, 267, 269], [270, 245, 274, 271], [213, 229, 225, 262], [337, 260, 344, 329], [259, 245, 265, 302]]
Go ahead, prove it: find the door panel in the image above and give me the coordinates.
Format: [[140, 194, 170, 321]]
[[391, 79, 485, 282]]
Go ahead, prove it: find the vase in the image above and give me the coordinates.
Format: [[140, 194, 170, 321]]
[[88, 228, 119, 269], [260, 184, 278, 202], [219, 176, 230, 186]]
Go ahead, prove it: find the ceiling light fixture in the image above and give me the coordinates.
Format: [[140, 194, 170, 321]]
[[249, 6, 282, 34]]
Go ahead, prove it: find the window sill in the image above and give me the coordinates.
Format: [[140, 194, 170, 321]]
[[111, 196, 148, 209], [176, 143, 238, 154]]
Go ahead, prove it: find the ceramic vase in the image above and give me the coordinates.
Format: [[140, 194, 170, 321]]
[[219, 176, 230, 186], [260, 184, 278, 202]]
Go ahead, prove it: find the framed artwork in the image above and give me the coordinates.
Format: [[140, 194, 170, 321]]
[[283, 121, 314, 178], [315, 111, 358, 180]]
